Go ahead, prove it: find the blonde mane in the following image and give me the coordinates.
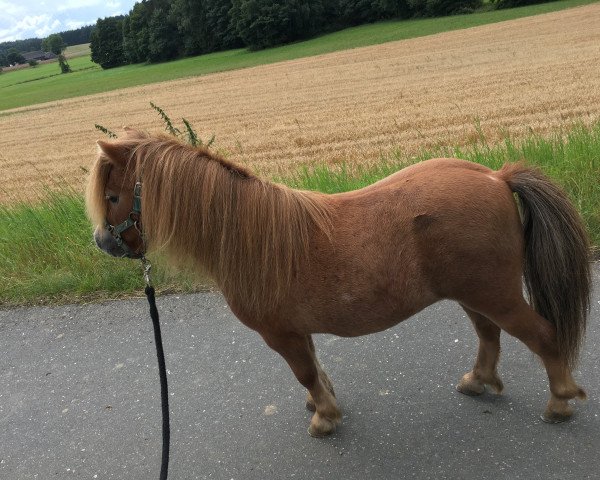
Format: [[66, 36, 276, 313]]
[[95, 133, 332, 314]]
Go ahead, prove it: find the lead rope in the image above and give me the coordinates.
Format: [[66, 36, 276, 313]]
[[142, 256, 170, 480]]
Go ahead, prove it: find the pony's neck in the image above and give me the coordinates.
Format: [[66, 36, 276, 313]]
[[140, 139, 331, 313]]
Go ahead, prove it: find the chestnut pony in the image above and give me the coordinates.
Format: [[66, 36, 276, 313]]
[[87, 129, 590, 437]]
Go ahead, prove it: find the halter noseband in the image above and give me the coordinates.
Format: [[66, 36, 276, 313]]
[[105, 181, 143, 258]]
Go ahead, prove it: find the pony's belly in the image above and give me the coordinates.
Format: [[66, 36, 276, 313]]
[[299, 296, 435, 337]]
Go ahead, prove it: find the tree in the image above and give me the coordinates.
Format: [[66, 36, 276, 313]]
[[170, 0, 241, 56], [338, 0, 412, 24], [42, 33, 71, 73], [6, 48, 26, 65], [90, 17, 126, 69], [123, 3, 151, 63], [147, 7, 181, 62], [408, 0, 482, 16], [41, 34, 67, 55], [230, 0, 326, 50]]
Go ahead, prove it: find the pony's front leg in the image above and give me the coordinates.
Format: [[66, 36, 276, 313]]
[[260, 331, 341, 437], [305, 335, 335, 413]]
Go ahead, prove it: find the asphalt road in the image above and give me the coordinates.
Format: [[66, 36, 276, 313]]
[[1, 265, 598, 480]]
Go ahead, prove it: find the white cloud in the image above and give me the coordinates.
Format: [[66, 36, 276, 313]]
[[65, 19, 91, 30], [0, 0, 136, 42], [56, 0, 104, 13], [0, 15, 54, 42], [0, 1, 26, 17], [35, 19, 62, 38], [15, 14, 52, 31]]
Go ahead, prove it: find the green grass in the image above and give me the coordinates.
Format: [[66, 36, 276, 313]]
[[1, 122, 598, 306], [0, 185, 202, 306], [65, 43, 91, 59], [1, 0, 597, 111]]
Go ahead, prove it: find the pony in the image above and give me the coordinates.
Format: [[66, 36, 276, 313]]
[[86, 128, 591, 437]]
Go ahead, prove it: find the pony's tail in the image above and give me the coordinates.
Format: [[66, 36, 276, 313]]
[[498, 163, 591, 370]]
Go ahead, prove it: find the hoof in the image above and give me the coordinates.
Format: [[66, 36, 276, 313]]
[[456, 374, 485, 396], [308, 412, 340, 438], [456, 383, 485, 396], [541, 411, 572, 424]]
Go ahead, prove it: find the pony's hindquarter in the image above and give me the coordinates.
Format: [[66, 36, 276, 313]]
[[498, 163, 591, 370], [457, 163, 590, 423]]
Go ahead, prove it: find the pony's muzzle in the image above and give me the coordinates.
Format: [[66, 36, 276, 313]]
[[94, 227, 140, 259]]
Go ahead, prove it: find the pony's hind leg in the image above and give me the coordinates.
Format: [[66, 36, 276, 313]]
[[457, 306, 504, 396], [477, 299, 586, 422], [260, 331, 341, 437]]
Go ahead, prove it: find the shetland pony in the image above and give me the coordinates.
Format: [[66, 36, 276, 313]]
[[87, 128, 590, 437]]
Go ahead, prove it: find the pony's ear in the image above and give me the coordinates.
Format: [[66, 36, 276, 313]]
[[97, 139, 130, 166], [122, 126, 145, 138]]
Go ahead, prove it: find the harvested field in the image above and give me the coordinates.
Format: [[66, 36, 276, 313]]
[[1, 4, 599, 203]]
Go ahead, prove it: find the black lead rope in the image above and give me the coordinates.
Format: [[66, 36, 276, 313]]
[[143, 259, 170, 480]]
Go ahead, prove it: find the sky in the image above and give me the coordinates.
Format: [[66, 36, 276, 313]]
[[0, 0, 139, 43]]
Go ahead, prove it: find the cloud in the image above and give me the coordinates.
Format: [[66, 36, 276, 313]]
[[56, 0, 105, 13], [0, 0, 135, 43], [35, 19, 62, 38], [0, 1, 26, 17], [0, 15, 59, 43]]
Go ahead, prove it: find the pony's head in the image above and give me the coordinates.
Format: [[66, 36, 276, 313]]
[[86, 128, 147, 259]]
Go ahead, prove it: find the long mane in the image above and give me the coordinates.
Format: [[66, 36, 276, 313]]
[[125, 133, 332, 314]]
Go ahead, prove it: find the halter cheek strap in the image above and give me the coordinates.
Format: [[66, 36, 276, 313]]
[[105, 182, 143, 257]]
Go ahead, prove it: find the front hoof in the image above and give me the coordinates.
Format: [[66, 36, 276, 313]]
[[308, 413, 339, 438], [456, 372, 485, 396]]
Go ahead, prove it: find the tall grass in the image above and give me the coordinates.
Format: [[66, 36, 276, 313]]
[[0, 187, 201, 306], [0, 123, 598, 306]]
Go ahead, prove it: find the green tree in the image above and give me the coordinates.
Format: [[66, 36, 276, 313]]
[[42, 33, 71, 73], [90, 17, 126, 69], [408, 0, 481, 16], [41, 33, 67, 55], [494, 0, 548, 8], [170, 0, 241, 55], [205, 0, 242, 50], [123, 2, 151, 63], [6, 48, 26, 65], [147, 7, 181, 62], [338, 0, 412, 24], [169, 0, 208, 55], [230, 0, 326, 50]]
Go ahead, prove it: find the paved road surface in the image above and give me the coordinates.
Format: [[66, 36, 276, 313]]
[[1, 265, 598, 479]]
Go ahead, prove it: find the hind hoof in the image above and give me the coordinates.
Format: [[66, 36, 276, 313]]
[[541, 411, 572, 424]]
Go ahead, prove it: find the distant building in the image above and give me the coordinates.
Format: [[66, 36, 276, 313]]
[[23, 51, 57, 62]]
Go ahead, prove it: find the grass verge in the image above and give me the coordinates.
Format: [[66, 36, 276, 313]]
[[1, 0, 598, 111], [0, 122, 598, 307]]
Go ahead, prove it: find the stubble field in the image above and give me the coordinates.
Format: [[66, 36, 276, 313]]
[[1, 3, 600, 204]]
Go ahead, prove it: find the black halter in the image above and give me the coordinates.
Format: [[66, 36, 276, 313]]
[[105, 181, 143, 258]]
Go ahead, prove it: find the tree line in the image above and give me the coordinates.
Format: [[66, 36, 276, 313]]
[[90, 0, 553, 69], [0, 25, 94, 67]]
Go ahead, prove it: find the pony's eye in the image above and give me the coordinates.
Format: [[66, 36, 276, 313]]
[[105, 195, 119, 204]]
